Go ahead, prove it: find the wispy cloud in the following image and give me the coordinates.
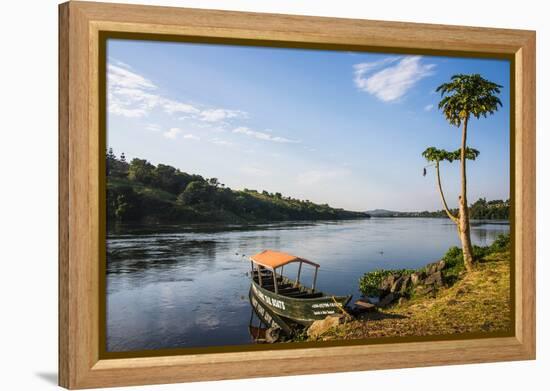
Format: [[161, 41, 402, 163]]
[[110, 58, 133, 70], [108, 63, 156, 90], [163, 101, 200, 115], [163, 127, 182, 139], [183, 134, 200, 140], [233, 126, 299, 144], [353, 56, 436, 102], [146, 123, 161, 132], [210, 138, 234, 147], [108, 63, 246, 122], [199, 109, 248, 122], [424, 104, 434, 111]]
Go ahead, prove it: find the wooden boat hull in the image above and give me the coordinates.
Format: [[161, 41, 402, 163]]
[[251, 281, 352, 325], [248, 287, 294, 336]]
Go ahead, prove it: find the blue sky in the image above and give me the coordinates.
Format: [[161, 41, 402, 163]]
[[107, 39, 510, 212]]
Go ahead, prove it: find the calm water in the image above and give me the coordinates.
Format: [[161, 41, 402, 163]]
[[106, 218, 509, 352]]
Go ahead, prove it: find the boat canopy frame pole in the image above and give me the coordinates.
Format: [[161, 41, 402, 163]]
[[258, 265, 263, 287], [295, 261, 303, 287], [312, 266, 318, 291], [272, 267, 278, 294]]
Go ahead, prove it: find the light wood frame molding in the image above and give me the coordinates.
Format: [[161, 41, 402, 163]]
[[59, 1, 536, 389]]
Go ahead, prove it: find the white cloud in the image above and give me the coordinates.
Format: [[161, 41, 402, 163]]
[[353, 58, 399, 78], [163, 100, 200, 115], [163, 127, 182, 139], [353, 56, 436, 102], [183, 134, 200, 140], [210, 138, 234, 147], [199, 109, 247, 122], [110, 58, 133, 70], [108, 64, 156, 90], [233, 126, 299, 144], [424, 104, 434, 111], [108, 63, 247, 126], [146, 124, 161, 132]]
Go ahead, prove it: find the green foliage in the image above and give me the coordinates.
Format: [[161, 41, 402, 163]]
[[106, 149, 369, 224], [359, 233, 510, 297], [178, 181, 214, 205], [469, 198, 509, 220], [359, 233, 511, 294], [422, 147, 480, 164], [393, 198, 509, 220], [128, 158, 155, 185], [436, 74, 503, 126], [106, 148, 129, 178], [489, 233, 511, 252], [441, 233, 510, 282], [107, 185, 142, 221], [152, 164, 192, 194]]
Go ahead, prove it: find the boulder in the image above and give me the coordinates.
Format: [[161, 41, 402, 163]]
[[426, 262, 438, 275], [415, 284, 434, 296], [265, 327, 281, 343], [307, 315, 344, 338], [424, 270, 443, 286], [425, 260, 446, 275], [378, 292, 396, 307], [390, 276, 402, 293], [354, 300, 376, 312], [380, 274, 396, 292], [410, 272, 424, 286], [399, 275, 411, 294]]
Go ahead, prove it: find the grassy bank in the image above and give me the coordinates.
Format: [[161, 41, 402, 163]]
[[309, 234, 512, 341]]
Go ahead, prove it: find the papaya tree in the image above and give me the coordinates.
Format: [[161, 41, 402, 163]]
[[422, 147, 479, 247], [424, 74, 502, 271]]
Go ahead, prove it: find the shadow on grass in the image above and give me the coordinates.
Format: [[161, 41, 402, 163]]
[[355, 311, 408, 321]]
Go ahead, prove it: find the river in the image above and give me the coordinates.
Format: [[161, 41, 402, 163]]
[[106, 217, 509, 352]]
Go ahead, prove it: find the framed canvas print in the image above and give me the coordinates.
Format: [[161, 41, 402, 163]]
[[59, 1, 536, 389]]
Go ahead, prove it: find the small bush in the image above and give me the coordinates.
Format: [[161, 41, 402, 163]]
[[441, 246, 465, 284], [489, 233, 510, 252], [442, 246, 462, 268], [472, 245, 489, 261]]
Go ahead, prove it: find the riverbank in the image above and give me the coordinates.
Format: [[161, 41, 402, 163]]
[[307, 234, 512, 341], [107, 176, 369, 224]]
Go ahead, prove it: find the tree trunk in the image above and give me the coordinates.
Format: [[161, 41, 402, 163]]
[[459, 116, 474, 272], [435, 161, 458, 224]]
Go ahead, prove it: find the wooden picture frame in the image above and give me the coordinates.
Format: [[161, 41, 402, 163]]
[[59, 1, 536, 389]]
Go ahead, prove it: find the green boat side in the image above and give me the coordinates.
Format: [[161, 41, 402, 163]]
[[251, 280, 352, 325], [248, 286, 295, 336]]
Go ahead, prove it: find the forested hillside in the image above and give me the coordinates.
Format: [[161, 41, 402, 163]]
[[106, 149, 369, 224]]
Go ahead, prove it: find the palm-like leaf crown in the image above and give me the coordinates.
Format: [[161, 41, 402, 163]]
[[436, 74, 503, 126], [422, 147, 480, 163]]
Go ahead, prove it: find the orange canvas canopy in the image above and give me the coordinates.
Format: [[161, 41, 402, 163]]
[[250, 250, 319, 269]]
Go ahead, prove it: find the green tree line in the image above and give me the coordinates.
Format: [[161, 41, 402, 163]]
[[410, 198, 509, 220], [106, 149, 369, 224]]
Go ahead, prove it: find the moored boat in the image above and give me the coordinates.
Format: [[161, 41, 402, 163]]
[[249, 250, 352, 325]]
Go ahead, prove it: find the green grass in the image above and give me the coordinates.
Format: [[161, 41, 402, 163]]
[[313, 234, 512, 341]]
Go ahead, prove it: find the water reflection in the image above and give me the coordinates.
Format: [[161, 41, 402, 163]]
[[106, 218, 509, 352]]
